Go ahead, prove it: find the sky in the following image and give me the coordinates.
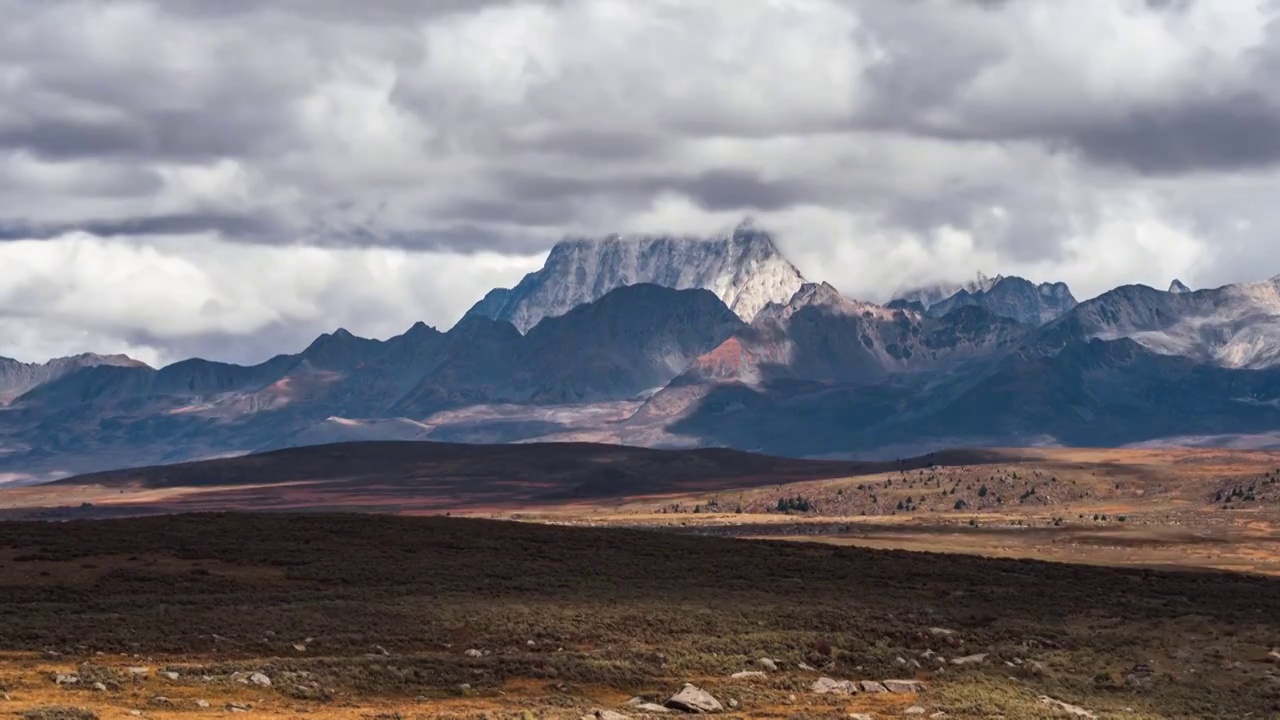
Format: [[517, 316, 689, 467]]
[[2, 0, 1278, 367]]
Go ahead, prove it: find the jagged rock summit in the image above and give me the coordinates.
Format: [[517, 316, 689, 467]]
[[928, 276, 1078, 326], [892, 272, 1003, 310], [1169, 279, 1192, 294], [0, 352, 149, 404], [464, 219, 806, 333]]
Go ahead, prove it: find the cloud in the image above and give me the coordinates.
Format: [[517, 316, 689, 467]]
[[0, 232, 544, 365], [1, 0, 1280, 362]]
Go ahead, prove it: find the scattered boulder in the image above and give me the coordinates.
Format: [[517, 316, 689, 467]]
[[148, 697, 174, 708], [1269, 649, 1280, 663], [464, 648, 484, 658], [930, 713, 947, 719], [1123, 664, 1153, 691], [90, 682, 107, 692], [904, 708, 926, 716], [849, 715, 874, 720], [859, 681, 889, 693], [665, 683, 723, 713], [730, 671, 766, 681], [159, 671, 179, 681], [757, 658, 778, 672], [53, 673, 80, 686], [247, 672, 271, 688], [798, 662, 815, 671], [633, 703, 671, 714], [884, 680, 926, 694], [1038, 696, 1097, 719], [196, 699, 210, 708], [950, 654, 987, 666], [225, 702, 252, 713], [927, 628, 955, 637], [810, 677, 858, 695], [125, 667, 149, 677]]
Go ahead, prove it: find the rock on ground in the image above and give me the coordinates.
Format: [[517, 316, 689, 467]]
[[757, 658, 778, 671], [665, 683, 723, 713], [950, 653, 988, 666], [1039, 696, 1098, 719], [730, 671, 766, 680], [859, 681, 889, 693], [884, 680, 927, 694], [810, 677, 858, 695]]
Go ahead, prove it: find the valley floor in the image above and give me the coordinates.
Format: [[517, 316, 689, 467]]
[[0, 513, 1276, 719]]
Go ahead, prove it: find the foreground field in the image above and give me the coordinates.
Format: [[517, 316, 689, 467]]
[[0, 513, 1277, 719]]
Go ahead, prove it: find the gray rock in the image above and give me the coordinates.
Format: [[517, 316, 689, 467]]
[[665, 683, 723, 713], [91, 682, 107, 692], [196, 699, 211, 708], [727, 698, 739, 710], [126, 667, 149, 677], [730, 671, 766, 680], [159, 671, 179, 681], [465, 223, 806, 332], [54, 673, 80, 685], [247, 672, 271, 687], [150, 696, 175, 707], [859, 681, 889, 693], [1038, 696, 1097, 719], [811, 677, 858, 695], [950, 654, 988, 666], [798, 662, 815, 671], [594, 711, 631, 720], [757, 658, 778, 672], [884, 680, 927, 694], [930, 713, 947, 719], [633, 703, 672, 714], [927, 627, 955, 636], [464, 648, 484, 658], [849, 715, 875, 720], [226, 702, 252, 713], [904, 708, 926, 716]]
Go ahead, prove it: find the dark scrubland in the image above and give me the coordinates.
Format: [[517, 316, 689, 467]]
[[0, 513, 1276, 719]]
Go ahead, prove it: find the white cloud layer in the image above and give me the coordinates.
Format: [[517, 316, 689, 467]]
[[1, 0, 1279, 364]]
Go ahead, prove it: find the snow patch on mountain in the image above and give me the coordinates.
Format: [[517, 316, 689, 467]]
[[463, 219, 806, 333], [1082, 277, 1280, 369]]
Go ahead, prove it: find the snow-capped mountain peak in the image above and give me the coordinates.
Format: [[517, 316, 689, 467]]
[[463, 220, 806, 333]]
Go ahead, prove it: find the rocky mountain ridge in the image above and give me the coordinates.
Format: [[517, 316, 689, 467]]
[[464, 220, 806, 332], [3, 223, 1280, 480]]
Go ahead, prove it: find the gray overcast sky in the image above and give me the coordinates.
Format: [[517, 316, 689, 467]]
[[1, 0, 1278, 366]]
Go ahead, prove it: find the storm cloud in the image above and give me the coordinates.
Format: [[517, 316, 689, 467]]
[[0, 0, 1277, 365]]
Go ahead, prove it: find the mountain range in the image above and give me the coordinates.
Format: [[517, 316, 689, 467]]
[[3, 220, 1280, 484]]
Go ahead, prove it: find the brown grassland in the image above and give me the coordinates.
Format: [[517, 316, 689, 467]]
[[1, 443, 1280, 717]]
